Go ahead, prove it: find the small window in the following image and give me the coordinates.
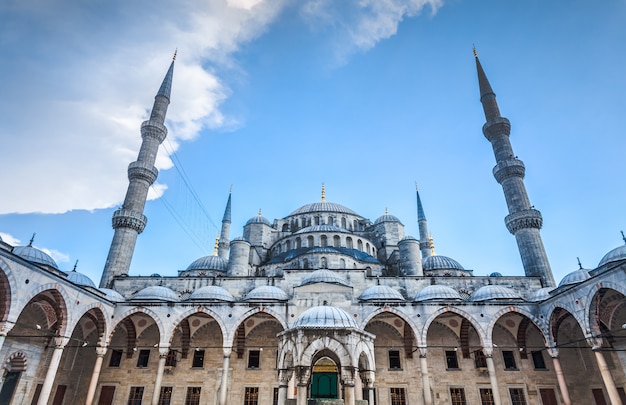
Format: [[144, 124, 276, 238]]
[[136, 350, 150, 368], [127, 387, 144, 405], [388, 350, 401, 369], [531, 350, 546, 369], [509, 388, 527, 405], [450, 387, 467, 405], [479, 388, 495, 405], [109, 349, 123, 367], [192, 350, 205, 368], [185, 387, 201, 405], [158, 387, 173, 405], [244, 387, 259, 405], [445, 350, 459, 369], [248, 350, 260, 369], [390, 387, 406, 405], [474, 350, 487, 369], [502, 351, 517, 370], [165, 350, 177, 367]]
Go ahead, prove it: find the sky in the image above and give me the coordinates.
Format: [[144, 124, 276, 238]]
[[0, 0, 625, 287]]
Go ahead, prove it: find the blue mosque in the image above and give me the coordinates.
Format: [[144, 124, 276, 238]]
[[0, 51, 625, 405]]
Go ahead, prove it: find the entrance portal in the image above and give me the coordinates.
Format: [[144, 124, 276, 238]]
[[311, 358, 338, 399]]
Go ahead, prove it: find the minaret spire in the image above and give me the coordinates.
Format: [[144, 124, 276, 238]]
[[475, 50, 555, 287], [218, 188, 232, 259], [416, 183, 431, 258], [100, 55, 175, 288]]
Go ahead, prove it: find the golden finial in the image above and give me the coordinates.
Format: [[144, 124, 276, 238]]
[[321, 183, 326, 203], [213, 236, 219, 256], [429, 233, 436, 255], [473, 45, 478, 58], [173, 49, 177, 61]]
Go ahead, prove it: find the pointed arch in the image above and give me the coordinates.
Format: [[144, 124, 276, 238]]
[[421, 306, 484, 346], [0, 258, 18, 323], [109, 307, 165, 345]]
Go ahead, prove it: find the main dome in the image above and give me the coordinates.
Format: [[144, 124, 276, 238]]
[[186, 255, 228, 272], [293, 306, 358, 329], [289, 202, 357, 216]]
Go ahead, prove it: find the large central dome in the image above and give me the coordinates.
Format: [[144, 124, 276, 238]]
[[289, 201, 357, 216]]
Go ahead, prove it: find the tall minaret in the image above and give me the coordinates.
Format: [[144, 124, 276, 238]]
[[416, 184, 431, 259], [475, 50, 555, 287], [218, 188, 232, 259], [100, 54, 175, 288]]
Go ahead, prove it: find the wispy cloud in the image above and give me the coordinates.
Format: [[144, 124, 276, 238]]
[[0, 233, 20, 246]]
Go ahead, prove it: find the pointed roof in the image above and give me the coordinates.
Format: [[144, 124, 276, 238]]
[[222, 190, 232, 224], [474, 48, 495, 101], [416, 184, 426, 221], [157, 56, 175, 100]]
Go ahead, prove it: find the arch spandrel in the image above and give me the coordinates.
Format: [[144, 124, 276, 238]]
[[67, 303, 110, 345], [360, 306, 423, 346], [420, 306, 485, 347], [108, 307, 166, 345], [167, 306, 228, 349], [546, 304, 587, 347], [19, 285, 70, 337], [300, 336, 353, 368], [225, 306, 287, 349], [484, 306, 550, 349], [277, 338, 297, 370], [587, 286, 626, 340]]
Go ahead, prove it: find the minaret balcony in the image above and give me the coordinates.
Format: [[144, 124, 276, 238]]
[[482, 117, 511, 141], [505, 209, 543, 234], [128, 161, 158, 184], [492, 158, 525, 183], [141, 120, 167, 143], [112, 209, 148, 233]]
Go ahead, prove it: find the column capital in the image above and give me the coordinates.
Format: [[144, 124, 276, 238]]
[[95, 346, 108, 357], [546, 347, 559, 358]]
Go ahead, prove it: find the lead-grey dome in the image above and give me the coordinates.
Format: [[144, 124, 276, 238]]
[[527, 287, 555, 302], [414, 285, 462, 302], [296, 225, 348, 234], [13, 245, 58, 269], [301, 269, 348, 287], [100, 288, 126, 302], [186, 255, 228, 272], [423, 255, 464, 271], [374, 213, 402, 225], [245, 285, 288, 301], [471, 285, 522, 301], [188, 285, 235, 302], [289, 202, 357, 216], [246, 212, 271, 226], [359, 285, 405, 301], [558, 268, 591, 287], [65, 270, 96, 288], [133, 286, 179, 302], [598, 244, 626, 267], [293, 306, 358, 329]]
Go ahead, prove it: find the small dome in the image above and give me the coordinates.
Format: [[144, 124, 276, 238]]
[[245, 285, 288, 301], [598, 244, 626, 267], [150, 273, 161, 277], [186, 255, 228, 272], [359, 285, 405, 301], [374, 213, 402, 225], [423, 255, 464, 271], [188, 285, 235, 302], [65, 270, 96, 288], [289, 202, 356, 216], [246, 212, 271, 226], [471, 285, 522, 302], [100, 288, 126, 302], [414, 285, 462, 302], [133, 286, 179, 302], [13, 245, 58, 269], [527, 287, 555, 302], [489, 272, 503, 277], [293, 306, 358, 329], [301, 270, 348, 287], [558, 268, 591, 287], [296, 225, 348, 234]]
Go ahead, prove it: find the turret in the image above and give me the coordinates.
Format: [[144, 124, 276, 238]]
[[218, 189, 232, 259], [475, 49, 555, 287], [100, 54, 175, 288]]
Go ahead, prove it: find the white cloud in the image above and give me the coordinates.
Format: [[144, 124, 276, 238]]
[[40, 248, 71, 264], [0, 233, 21, 246]]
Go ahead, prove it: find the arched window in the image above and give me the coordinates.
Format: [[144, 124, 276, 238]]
[[282, 223, 289, 232], [353, 220, 357, 230], [321, 257, 327, 268], [307, 236, 314, 248], [366, 243, 370, 254], [346, 237, 353, 249], [321, 235, 328, 247], [357, 239, 363, 251], [341, 217, 347, 228], [333, 235, 341, 248], [339, 259, 346, 268], [315, 216, 320, 225], [285, 240, 291, 251], [303, 258, 309, 269], [328, 216, 333, 225], [296, 237, 301, 249]]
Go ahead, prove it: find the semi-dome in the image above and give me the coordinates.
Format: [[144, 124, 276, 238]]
[[374, 213, 402, 225], [188, 285, 235, 302], [133, 286, 179, 302], [301, 269, 348, 287], [296, 225, 348, 234], [471, 285, 522, 302], [359, 285, 405, 301], [414, 285, 462, 302], [527, 287, 555, 302], [289, 202, 357, 216], [245, 285, 288, 301], [423, 255, 464, 271], [186, 255, 228, 272], [293, 306, 358, 329], [13, 245, 58, 269], [100, 288, 126, 302], [558, 268, 591, 287], [598, 244, 626, 267], [65, 270, 96, 288]]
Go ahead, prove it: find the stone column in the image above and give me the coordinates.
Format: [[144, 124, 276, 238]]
[[547, 348, 571, 405], [592, 343, 621, 405], [355, 369, 363, 401], [85, 346, 108, 405], [484, 348, 502, 405], [342, 367, 356, 405], [277, 369, 291, 405], [151, 348, 169, 405], [288, 370, 296, 399], [0, 322, 14, 354], [218, 349, 232, 405], [37, 338, 67, 405], [360, 370, 375, 405], [418, 347, 433, 405], [295, 366, 310, 405]]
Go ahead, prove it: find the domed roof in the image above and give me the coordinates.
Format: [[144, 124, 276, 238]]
[[100, 288, 126, 302], [423, 255, 464, 271], [65, 270, 96, 288], [414, 285, 462, 302], [13, 245, 58, 269], [558, 268, 591, 287], [489, 272, 503, 277], [374, 213, 402, 225], [301, 270, 348, 287], [527, 287, 555, 302], [186, 255, 228, 272], [359, 285, 405, 301], [293, 306, 358, 329], [133, 286, 179, 302], [289, 202, 357, 216], [188, 285, 235, 302], [471, 285, 523, 302], [598, 244, 626, 267], [244, 285, 289, 301], [296, 225, 348, 234], [246, 211, 271, 226]]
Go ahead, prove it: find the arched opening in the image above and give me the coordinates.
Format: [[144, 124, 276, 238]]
[[311, 357, 339, 399], [321, 235, 328, 248], [346, 237, 353, 249], [307, 236, 315, 248], [333, 235, 341, 248], [296, 237, 302, 249]]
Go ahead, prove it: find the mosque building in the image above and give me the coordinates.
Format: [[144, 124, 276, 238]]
[[0, 52, 625, 405]]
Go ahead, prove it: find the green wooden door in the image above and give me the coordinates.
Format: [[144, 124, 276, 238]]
[[311, 372, 338, 399]]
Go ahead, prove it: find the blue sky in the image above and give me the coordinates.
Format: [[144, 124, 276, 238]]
[[1, 0, 624, 287]]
